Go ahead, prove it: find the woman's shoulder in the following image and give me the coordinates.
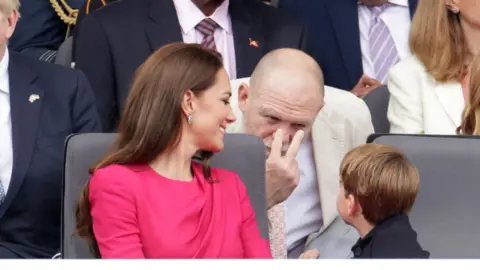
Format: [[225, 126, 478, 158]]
[[93, 163, 143, 176], [90, 164, 146, 189], [391, 55, 426, 75]]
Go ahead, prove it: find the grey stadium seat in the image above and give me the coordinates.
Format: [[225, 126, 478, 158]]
[[369, 134, 480, 258]]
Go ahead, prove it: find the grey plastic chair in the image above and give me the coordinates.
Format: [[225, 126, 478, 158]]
[[369, 134, 480, 258], [363, 85, 390, 133], [62, 133, 268, 258]]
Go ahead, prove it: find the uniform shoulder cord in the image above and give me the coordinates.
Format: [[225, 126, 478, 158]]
[[49, 0, 79, 39]]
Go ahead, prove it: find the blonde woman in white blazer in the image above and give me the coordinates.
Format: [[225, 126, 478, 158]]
[[387, 0, 480, 134]]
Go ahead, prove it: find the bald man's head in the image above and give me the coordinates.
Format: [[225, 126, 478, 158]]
[[249, 48, 324, 99], [238, 48, 325, 153]]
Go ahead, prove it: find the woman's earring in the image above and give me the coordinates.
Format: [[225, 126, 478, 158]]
[[187, 113, 193, 124], [452, 8, 459, 14]]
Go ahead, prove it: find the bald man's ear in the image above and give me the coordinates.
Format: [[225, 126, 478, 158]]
[[238, 83, 250, 113]]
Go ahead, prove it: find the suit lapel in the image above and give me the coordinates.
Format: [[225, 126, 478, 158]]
[[145, 0, 183, 53], [229, 0, 264, 79], [325, 1, 363, 88], [310, 107, 344, 235], [0, 54, 43, 218], [434, 82, 464, 129], [408, 0, 418, 18]]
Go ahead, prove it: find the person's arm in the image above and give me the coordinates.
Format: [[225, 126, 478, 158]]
[[235, 174, 272, 258], [387, 62, 424, 134], [71, 70, 102, 133], [74, 14, 118, 131], [89, 167, 145, 258]]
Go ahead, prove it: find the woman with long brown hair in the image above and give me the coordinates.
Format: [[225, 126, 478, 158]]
[[458, 54, 480, 135], [387, 0, 480, 134], [75, 43, 272, 258]]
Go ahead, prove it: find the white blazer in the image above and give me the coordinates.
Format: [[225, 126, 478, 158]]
[[228, 78, 374, 245], [387, 56, 464, 135]]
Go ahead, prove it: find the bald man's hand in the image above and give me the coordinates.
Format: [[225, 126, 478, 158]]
[[351, 75, 382, 98], [265, 129, 304, 209]]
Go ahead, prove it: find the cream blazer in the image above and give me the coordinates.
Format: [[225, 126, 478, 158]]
[[387, 56, 464, 135]]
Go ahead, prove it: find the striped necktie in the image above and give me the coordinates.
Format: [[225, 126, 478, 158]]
[[195, 18, 219, 50], [268, 202, 287, 259], [369, 3, 399, 83]]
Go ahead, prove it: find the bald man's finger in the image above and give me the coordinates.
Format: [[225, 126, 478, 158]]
[[270, 129, 284, 159], [285, 130, 305, 159]]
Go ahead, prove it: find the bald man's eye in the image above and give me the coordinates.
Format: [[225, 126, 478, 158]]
[[266, 116, 280, 122], [292, 123, 307, 129]]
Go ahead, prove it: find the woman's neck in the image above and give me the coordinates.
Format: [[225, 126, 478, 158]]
[[461, 19, 480, 59], [150, 140, 198, 181]]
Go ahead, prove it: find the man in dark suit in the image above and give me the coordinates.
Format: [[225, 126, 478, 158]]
[[279, 0, 418, 97], [74, 0, 308, 131], [0, 0, 101, 258]]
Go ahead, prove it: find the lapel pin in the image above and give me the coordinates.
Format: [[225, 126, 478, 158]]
[[29, 94, 40, 103], [249, 38, 259, 48]]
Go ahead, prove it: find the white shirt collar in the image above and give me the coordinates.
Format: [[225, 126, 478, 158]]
[[173, 0, 232, 34], [0, 49, 10, 94], [358, 0, 409, 7]]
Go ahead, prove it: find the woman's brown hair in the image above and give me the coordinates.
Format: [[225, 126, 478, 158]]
[[410, 0, 470, 83], [458, 54, 480, 135], [75, 43, 223, 257]]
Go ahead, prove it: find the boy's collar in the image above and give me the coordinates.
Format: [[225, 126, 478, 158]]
[[351, 213, 409, 256]]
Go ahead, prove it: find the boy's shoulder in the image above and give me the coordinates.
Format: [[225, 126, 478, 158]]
[[354, 214, 430, 259]]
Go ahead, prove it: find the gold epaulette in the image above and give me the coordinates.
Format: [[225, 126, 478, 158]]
[[50, 0, 79, 25]]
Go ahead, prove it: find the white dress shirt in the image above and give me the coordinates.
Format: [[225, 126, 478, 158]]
[[0, 49, 12, 194], [285, 135, 323, 250], [173, 0, 237, 79], [358, 0, 411, 79]]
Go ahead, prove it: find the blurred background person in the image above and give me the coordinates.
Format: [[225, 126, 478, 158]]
[[74, 0, 308, 132], [9, 0, 83, 62], [75, 43, 271, 259], [388, 0, 480, 134], [279, 0, 418, 98], [458, 54, 480, 135], [0, 0, 100, 258]]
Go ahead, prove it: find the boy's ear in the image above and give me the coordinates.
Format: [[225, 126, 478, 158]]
[[347, 194, 361, 217]]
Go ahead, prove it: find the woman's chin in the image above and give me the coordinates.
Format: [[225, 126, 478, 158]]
[[203, 140, 224, 153]]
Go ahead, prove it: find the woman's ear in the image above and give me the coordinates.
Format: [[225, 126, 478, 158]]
[[445, 0, 460, 13], [182, 89, 195, 117]]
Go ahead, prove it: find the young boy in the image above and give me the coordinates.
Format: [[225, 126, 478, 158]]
[[336, 144, 430, 259]]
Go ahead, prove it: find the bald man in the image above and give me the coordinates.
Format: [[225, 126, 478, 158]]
[[228, 49, 374, 258]]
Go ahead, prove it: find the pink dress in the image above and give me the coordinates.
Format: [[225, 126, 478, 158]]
[[89, 162, 272, 258]]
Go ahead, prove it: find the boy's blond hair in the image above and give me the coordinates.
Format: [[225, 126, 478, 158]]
[[340, 144, 420, 224]]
